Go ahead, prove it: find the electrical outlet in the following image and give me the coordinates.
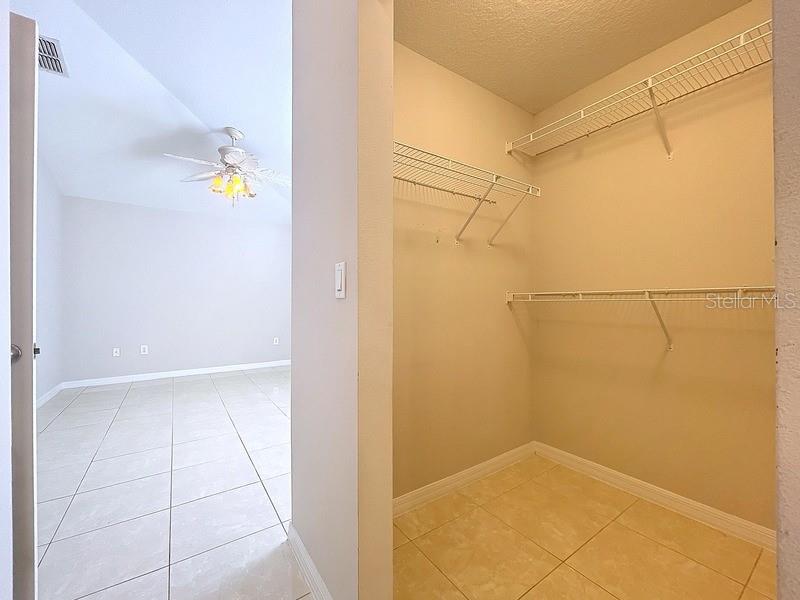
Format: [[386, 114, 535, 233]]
[[140, 344, 149, 356], [273, 337, 280, 345], [112, 347, 121, 357]]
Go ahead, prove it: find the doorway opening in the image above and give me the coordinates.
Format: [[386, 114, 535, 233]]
[[10, 1, 308, 598]]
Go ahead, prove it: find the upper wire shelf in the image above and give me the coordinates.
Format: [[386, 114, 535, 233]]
[[393, 141, 541, 244], [506, 20, 773, 157]]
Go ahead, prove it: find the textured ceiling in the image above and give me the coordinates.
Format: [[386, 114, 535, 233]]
[[395, 0, 750, 114]]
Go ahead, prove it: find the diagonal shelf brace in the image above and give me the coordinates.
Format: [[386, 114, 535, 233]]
[[456, 179, 495, 243], [646, 291, 674, 351], [647, 83, 673, 159], [488, 191, 527, 246]]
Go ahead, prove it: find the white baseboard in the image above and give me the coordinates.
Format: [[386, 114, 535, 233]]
[[393, 442, 534, 516], [37, 360, 291, 406], [530, 441, 776, 550], [287, 524, 333, 600], [393, 440, 776, 551], [36, 382, 65, 407], [60, 359, 291, 389]]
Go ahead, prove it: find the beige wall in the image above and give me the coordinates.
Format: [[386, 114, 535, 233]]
[[393, 43, 541, 496], [774, 0, 800, 594], [522, 0, 775, 527], [293, 0, 393, 597], [394, 0, 776, 529]]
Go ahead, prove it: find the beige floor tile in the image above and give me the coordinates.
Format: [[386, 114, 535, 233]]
[[520, 564, 616, 600], [458, 455, 555, 506], [394, 492, 476, 540], [458, 468, 527, 506], [394, 525, 410, 549], [415, 508, 559, 600], [484, 480, 611, 559], [533, 465, 635, 519], [510, 455, 558, 479], [748, 549, 776, 599], [393, 543, 466, 600], [567, 523, 743, 600], [618, 500, 760, 582], [741, 587, 770, 600]]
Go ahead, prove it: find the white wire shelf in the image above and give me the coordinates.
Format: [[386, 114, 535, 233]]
[[506, 285, 776, 351], [393, 141, 541, 245], [506, 20, 773, 158]]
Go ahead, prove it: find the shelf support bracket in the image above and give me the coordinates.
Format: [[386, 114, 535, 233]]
[[488, 192, 526, 246], [647, 84, 673, 159], [456, 180, 495, 243], [646, 291, 674, 351]]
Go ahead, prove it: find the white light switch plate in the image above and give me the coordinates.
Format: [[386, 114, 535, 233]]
[[335, 262, 346, 299]]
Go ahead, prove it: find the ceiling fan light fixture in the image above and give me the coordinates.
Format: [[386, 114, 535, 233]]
[[209, 174, 225, 194]]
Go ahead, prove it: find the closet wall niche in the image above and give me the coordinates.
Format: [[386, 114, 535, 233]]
[[393, 0, 775, 536]]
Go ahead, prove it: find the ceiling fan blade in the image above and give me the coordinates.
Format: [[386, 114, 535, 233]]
[[181, 170, 220, 182], [239, 156, 259, 171], [253, 168, 291, 188], [163, 152, 222, 167]]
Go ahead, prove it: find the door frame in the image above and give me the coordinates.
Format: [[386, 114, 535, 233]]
[[9, 11, 39, 600]]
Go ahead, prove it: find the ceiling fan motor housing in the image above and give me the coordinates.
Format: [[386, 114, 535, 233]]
[[219, 145, 247, 165]]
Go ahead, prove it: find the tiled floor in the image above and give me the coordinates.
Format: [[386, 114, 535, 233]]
[[393, 454, 777, 600], [36, 366, 310, 600]]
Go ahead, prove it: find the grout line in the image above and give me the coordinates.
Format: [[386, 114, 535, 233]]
[[44, 478, 266, 547], [562, 499, 638, 563], [408, 536, 470, 599], [395, 502, 476, 543], [37, 543, 48, 567], [395, 454, 560, 519], [73, 467, 172, 496], [556, 517, 626, 599], [49, 508, 170, 545], [172, 481, 262, 509], [244, 369, 291, 419], [736, 547, 763, 599], [612, 519, 757, 587], [39, 383, 133, 564], [211, 374, 290, 535], [394, 463, 558, 540], [167, 376, 175, 600], [523, 563, 625, 600], [41, 409, 119, 433], [89, 443, 172, 463], [38, 387, 87, 434], [72, 566, 168, 599], [169, 522, 285, 567]]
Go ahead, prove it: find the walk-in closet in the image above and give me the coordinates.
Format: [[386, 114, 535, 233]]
[[391, 1, 776, 598]]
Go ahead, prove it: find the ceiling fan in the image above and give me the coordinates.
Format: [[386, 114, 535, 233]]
[[164, 126, 290, 204]]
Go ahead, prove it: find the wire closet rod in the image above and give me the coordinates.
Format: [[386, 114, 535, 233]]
[[506, 285, 776, 351]]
